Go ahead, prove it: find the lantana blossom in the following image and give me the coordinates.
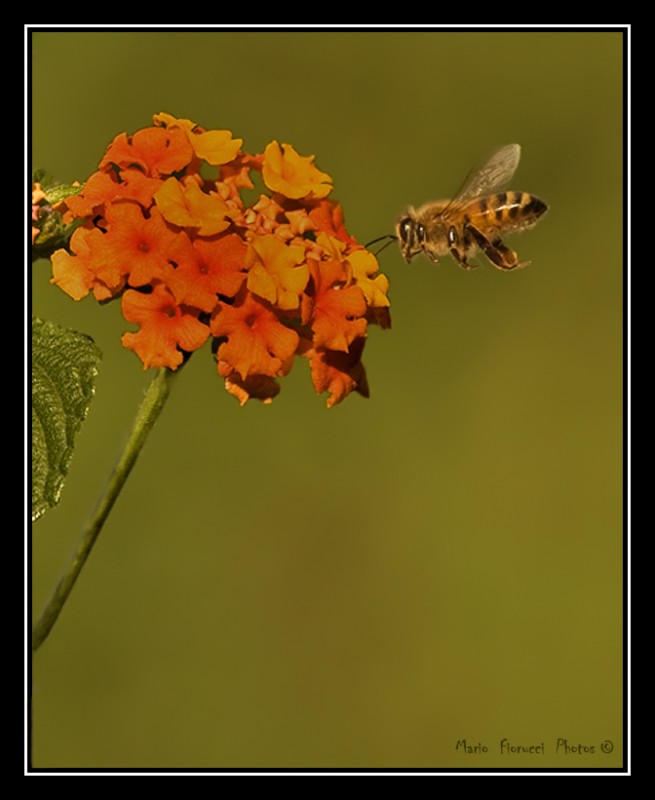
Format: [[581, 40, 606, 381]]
[[48, 113, 391, 406], [121, 284, 210, 370]]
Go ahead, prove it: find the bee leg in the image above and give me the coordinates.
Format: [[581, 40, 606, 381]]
[[450, 248, 477, 270], [466, 225, 524, 271], [447, 225, 477, 270]]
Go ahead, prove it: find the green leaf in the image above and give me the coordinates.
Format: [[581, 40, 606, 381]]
[[42, 183, 83, 205], [32, 318, 102, 522], [32, 170, 82, 204]]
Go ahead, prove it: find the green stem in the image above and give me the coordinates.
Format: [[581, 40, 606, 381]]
[[32, 367, 178, 652]]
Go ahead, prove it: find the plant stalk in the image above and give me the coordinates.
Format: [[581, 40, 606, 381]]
[[32, 367, 178, 652]]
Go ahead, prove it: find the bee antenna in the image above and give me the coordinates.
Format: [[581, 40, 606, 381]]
[[365, 234, 398, 257]]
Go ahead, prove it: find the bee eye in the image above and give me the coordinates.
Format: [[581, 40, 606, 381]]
[[416, 223, 425, 243], [399, 218, 412, 242]]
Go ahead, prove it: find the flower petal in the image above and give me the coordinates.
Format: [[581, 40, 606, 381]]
[[221, 371, 281, 406]]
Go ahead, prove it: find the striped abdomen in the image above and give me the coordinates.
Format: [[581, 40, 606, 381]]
[[466, 191, 548, 232]]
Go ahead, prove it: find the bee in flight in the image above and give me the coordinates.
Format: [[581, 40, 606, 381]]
[[395, 144, 547, 270]]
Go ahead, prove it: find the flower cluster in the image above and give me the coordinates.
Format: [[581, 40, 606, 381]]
[[32, 178, 82, 262], [50, 113, 390, 406]]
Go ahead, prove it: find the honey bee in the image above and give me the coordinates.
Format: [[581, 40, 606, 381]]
[[396, 144, 547, 270]]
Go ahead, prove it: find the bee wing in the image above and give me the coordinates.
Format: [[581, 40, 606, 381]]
[[448, 144, 522, 208]]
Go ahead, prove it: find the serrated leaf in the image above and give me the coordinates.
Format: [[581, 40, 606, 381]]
[[31, 318, 102, 522]]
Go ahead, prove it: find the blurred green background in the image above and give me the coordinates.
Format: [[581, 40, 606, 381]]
[[30, 30, 624, 770]]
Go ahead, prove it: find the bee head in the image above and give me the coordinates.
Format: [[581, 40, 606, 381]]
[[396, 208, 425, 263]]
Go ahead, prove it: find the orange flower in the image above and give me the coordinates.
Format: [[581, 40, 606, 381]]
[[306, 337, 370, 409], [303, 259, 368, 352], [100, 127, 194, 178], [51, 225, 119, 301], [121, 284, 209, 370], [65, 169, 163, 218], [48, 113, 391, 406], [262, 141, 332, 199], [308, 199, 359, 246], [96, 204, 181, 289], [162, 233, 248, 312], [211, 291, 299, 381]]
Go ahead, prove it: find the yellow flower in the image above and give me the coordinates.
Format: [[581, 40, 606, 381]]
[[262, 141, 332, 199], [246, 234, 309, 311], [154, 177, 231, 236], [346, 249, 391, 308], [154, 112, 242, 165]]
